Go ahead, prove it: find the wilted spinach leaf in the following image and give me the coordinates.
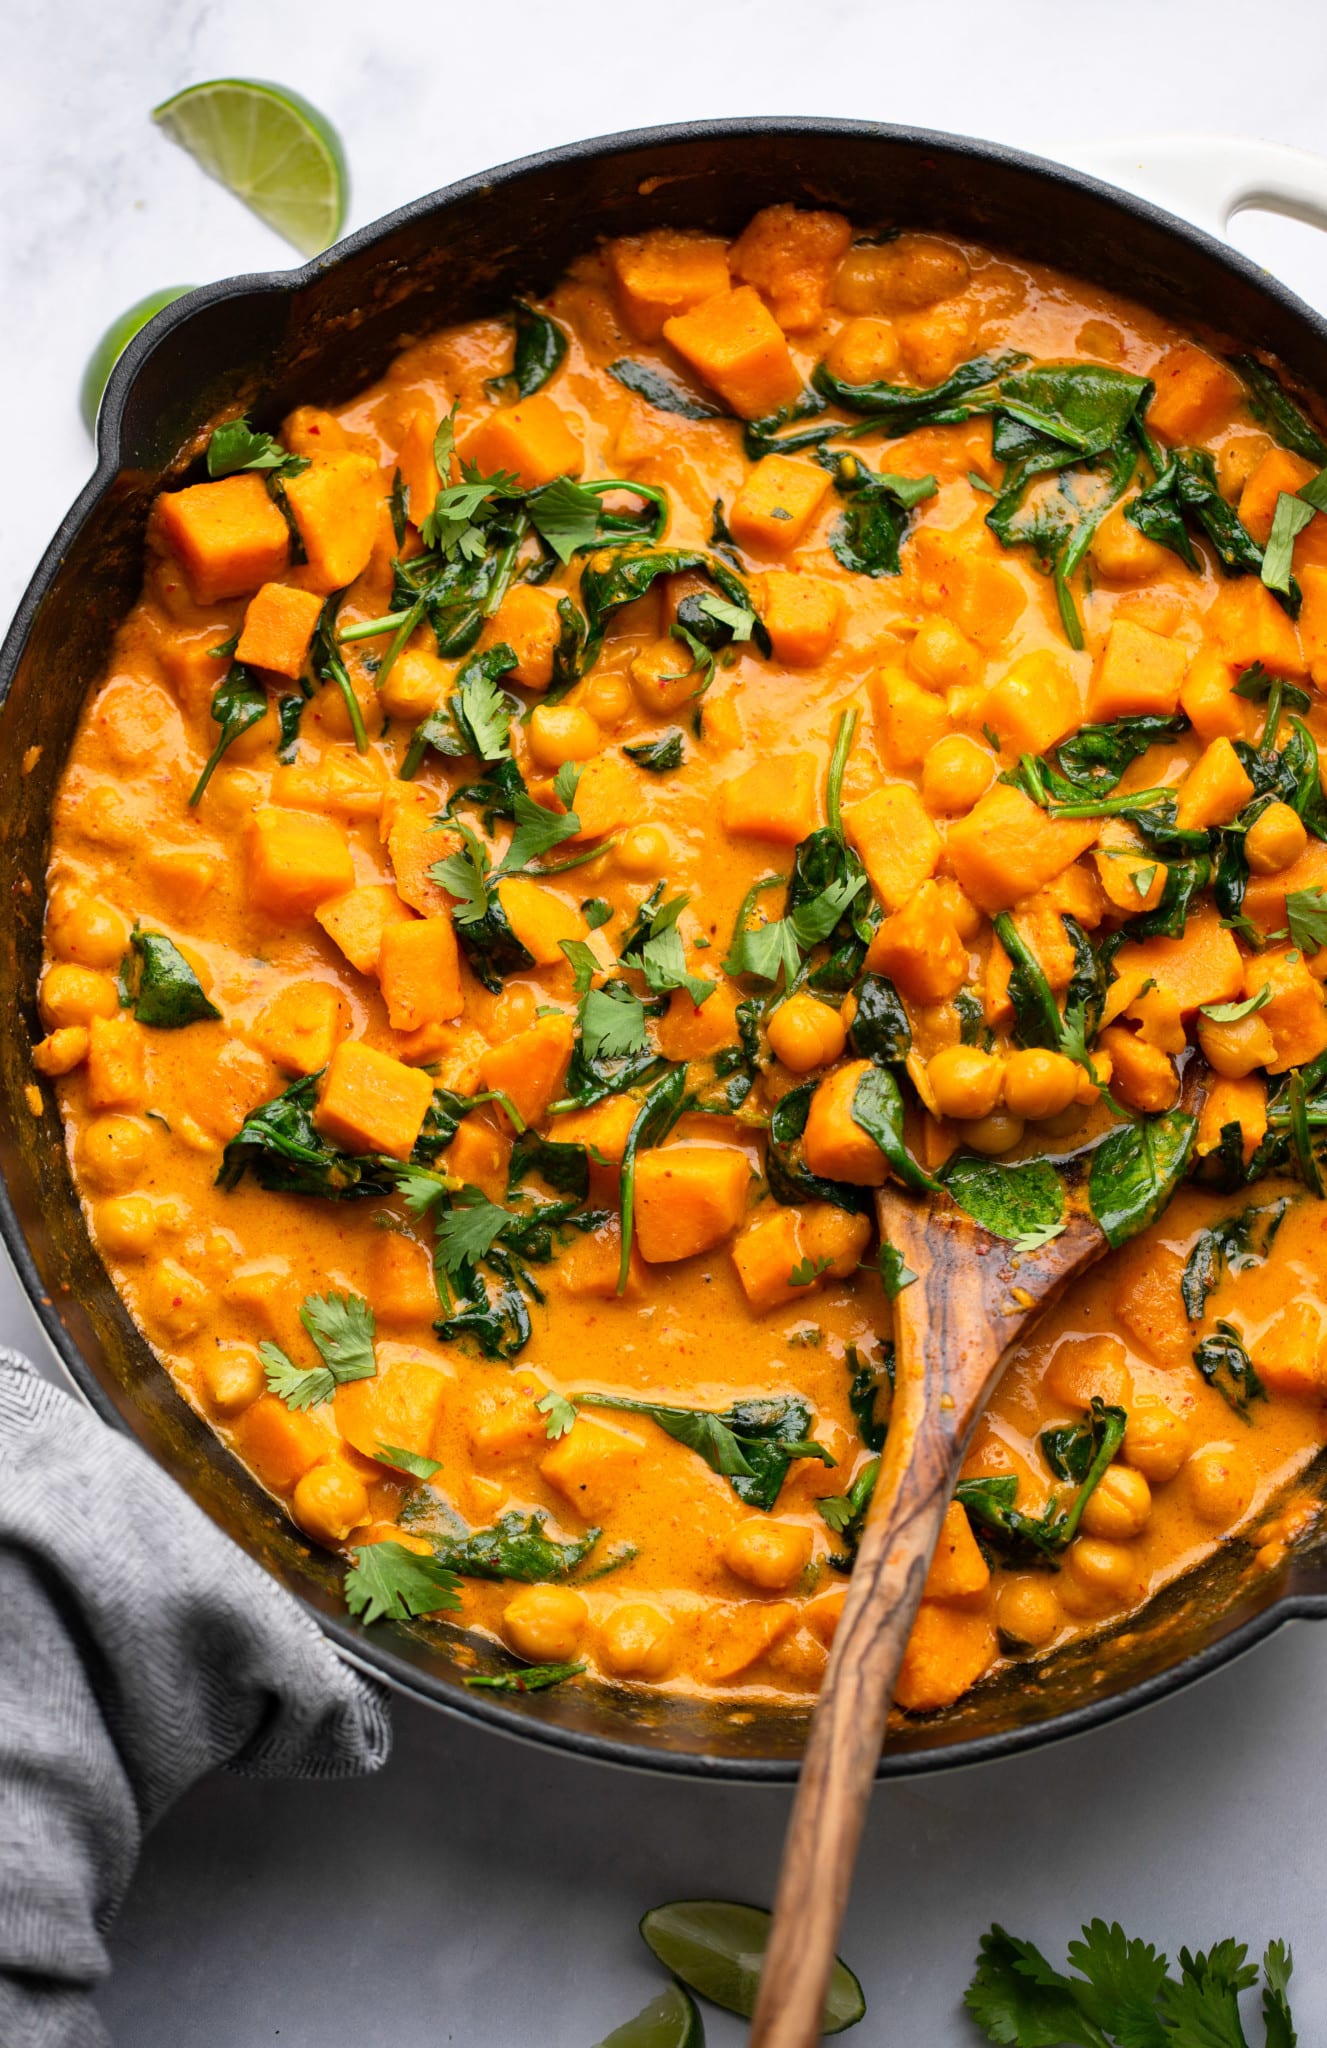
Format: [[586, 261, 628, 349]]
[[607, 358, 729, 420], [428, 1511, 600, 1582], [1088, 1109, 1198, 1249], [850, 1063, 940, 1195], [486, 301, 568, 401], [1193, 1320, 1266, 1420], [766, 1081, 871, 1216], [942, 1155, 1066, 1249], [847, 974, 911, 1065], [122, 930, 220, 1029], [189, 665, 266, 805], [1181, 1198, 1290, 1322]]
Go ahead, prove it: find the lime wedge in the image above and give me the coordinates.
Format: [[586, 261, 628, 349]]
[[594, 1983, 704, 2048], [640, 1901, 865, 2035], [80, 287, 195, 433], [152, 78, 348, 257]]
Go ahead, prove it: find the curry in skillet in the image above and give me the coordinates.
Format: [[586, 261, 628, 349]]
[[34, 208, 1327, 1709]]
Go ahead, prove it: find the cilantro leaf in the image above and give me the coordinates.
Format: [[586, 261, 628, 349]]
[[697, 591, 756, 640], [581, 984, 648, 1059], [344, 1540, 461, 1624], [559, 938, 600, 995], [431, 822, 493, 926], [374, 1443, 442, 1481], [789, 1254, 833, 1287], [1286, 886, 1327, 953], [964, 1925, 1109, 2048], [434, 1188, 514, 1278], [878, 1240, 917, 1300], [260, 1340, 334, 1412], [499, 783, 582, 873], [526, 474, 603, 563], [1263, 1941, 1297, 2048], [639, 922, 713, 1006], [390, 1162, 458, 1214], [456, 661, 513, 761], [206, 416, 308, 480], [537, 1391, 578, 1440], [300, 1290, 376, 1382], [1199, 986, 1272, 1025]]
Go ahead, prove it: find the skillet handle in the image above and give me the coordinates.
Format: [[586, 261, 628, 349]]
[[1053, 134, 1327, 242]]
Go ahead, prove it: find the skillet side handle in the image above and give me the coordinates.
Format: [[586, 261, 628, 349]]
[[747, 1370, 962, 2047], [1052, 134, 1327, 242]]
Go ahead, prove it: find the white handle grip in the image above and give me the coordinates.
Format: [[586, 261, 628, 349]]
[[1052, 134, 1327, 242]]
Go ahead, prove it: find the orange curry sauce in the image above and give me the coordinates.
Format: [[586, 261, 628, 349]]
[[37, 209, 1327, 1711]]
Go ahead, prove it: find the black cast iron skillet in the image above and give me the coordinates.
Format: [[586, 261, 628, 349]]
[[3, 116, 1327, 1780]]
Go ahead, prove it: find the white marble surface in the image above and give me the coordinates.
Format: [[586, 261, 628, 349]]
[[4, 1, 1327, 2039]]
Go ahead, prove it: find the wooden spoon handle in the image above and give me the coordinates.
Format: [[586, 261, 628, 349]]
[[748, 1379, 963, 2047]]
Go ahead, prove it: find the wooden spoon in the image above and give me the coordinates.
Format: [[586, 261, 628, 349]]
[[747, 1166, 1125, 2046]]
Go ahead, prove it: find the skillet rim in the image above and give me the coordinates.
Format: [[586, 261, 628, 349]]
[[6, 112, 1327, 1782]]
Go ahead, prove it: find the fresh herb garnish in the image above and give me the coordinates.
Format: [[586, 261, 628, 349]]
[[189, 665, 266, 805], [261, 1289, 377, 1410], [206, 416, 309, 480]]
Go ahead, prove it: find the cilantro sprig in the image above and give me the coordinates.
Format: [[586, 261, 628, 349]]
[[261, 1290, 377, 1411]]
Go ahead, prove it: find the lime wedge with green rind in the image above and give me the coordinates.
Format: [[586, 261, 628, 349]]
[[152, 78, 348, 257], [594, 1982, 704, 2047], [80, 287, 195, 434], [640, 1900, 865, 2033]]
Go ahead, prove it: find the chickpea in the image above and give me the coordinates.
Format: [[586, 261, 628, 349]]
[[78, 1115, 149, 1192], [503, 1584, 589, 1663], [293, 1462, 371, 1545], [1197, 1011, 1278, 1080], [926, 1045, 1004, 1120], [39, 963, 119, 1030], [1244, 801, 1308, 876], [579, 671, 633, 728], [1080, 1465, 1152, 1541], [834, 234, 970, 314], [1185, 1443, 1257, 1529], [995, 1575, 1061, 1649], [379, 646, 448, 721], [528, 704, 600, 769], [922, 734, 994, 815], [197, 1343, 266, 1418], [798, 1203, 872, 1279], [96, 1193, 161, 1258], [768, 992, 847, 1074], [961, 1108, 1025, 1156], [492, 983, 537, 1038], [824, 316, 900, 387], [598, 1602, 675, 1679], [1046, 1334, 1133, 1412], [907, 616, 984, 693], [616, 825, 670, 876], [723, 1517, 813, 1591], [145, 1258, 210, 1343], [32, 1026, 89, 1076], [1123, 1397, 1192, 1484], [1002, 1048, 1081, 1121], [1059, 1537, 1143, 1615], [629, 640, 695, 717], [1088, 501, 1169, 583], [46, 893, 130, 969]]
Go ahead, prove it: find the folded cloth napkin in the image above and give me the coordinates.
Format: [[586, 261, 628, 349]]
[[0, 1347, 391, 2048]]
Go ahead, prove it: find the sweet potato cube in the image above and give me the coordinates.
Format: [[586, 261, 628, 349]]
[[463, 394, 583, 489], [865, 880, 967, 1002], [983, 649, 1081, 755], [383, 792, 459, 917], [555, 1220, 642, 1301], [1087, 618, 1188, 722], [316, 886, 416, 976], [565, 752, 637, 841], [1098, 1025, 1179, 1114], [1197, 1074, 1267, 1166], [236, 581, 323, 679], [923, 1503, 990, 1602], [337, 1353, 446, 1463], [480, 583, 564, 691], [720, 753, 820, 845], [1180, 650, 1256, 743], [1242, 948, 1327, 1072], [802, 1060, 888, 1186], [1237, 447, 1319, 547], [495, 878, 588, 966], [842, 784, 941, 912], [1300, 563, 1327, 688], [895, 1602, 996, 1713], [1146, 343, 1242, 444], [1109, 908, 1243, 1016], [394, 408, 443, 525], [154, 473, 290, 605], [728, 455, 831, 554], [85, 1014, 146, 1111], [1111, 1242, 1191, 1370], [655, 979, 742, 1063], [730, 204, 853, 332], [732, 1207, 812, 1314], [945, 784, 1098, 914], [633, 1145, 750, 1261], [869, 667, 949, 771], [283, 452, 381, 594], [760, 572, 842, 666], [315, 1039, 436, 1157], [442, 1115, 511, 1203], [1173, 737, 1255, 832], [541, 1414, 645, 1518], [250, 979, 345, 1076], [232, 1395, 329, 1494], [377, 914, 464, 1031], [269, 752, 388, 818], [662, 286, 802, 420], [606, 229, 731, 340], [553, 1095, 640, 1168], [911, 528, 1026, 648], [1250, 1301, 1325, 1401], [1209, 579, 1306, 677], [1243, 838, 1327, 938], [365, 1231, 442, 1329], [247, 807, 354, 918], [703, 1601, 798, 1683], [478, 1012, 575, 1128]]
